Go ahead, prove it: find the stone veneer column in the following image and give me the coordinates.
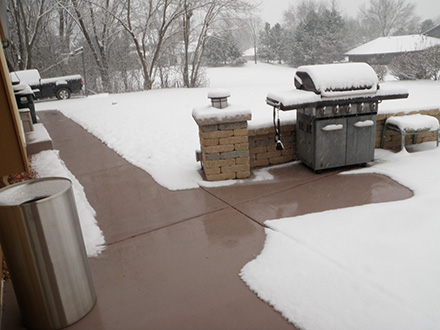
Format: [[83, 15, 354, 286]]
[[192, 91, 252, 181]]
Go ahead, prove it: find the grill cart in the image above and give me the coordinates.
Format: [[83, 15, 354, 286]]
[[266, 63, 408, 172]]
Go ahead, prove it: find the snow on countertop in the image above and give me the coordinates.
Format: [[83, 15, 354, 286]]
[[386, 113, 440, 132], [192, 104, 252, 126], [207, 88, 231, 98]]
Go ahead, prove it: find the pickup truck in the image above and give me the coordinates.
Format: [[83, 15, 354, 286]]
[[10, 69, 83, 100]]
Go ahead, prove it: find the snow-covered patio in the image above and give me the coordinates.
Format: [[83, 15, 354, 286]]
[[3, 63, 440, 329]]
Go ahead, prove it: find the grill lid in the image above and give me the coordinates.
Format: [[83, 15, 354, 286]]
[[294, 62, 379, 97]]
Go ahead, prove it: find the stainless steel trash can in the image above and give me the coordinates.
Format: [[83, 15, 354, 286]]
[[0, 177, 96, 330]]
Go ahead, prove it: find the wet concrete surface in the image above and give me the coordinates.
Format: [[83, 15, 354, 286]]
[[1, 111, 412, 329]]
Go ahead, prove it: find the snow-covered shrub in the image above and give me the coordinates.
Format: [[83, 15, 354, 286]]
[[372, 65, 388, 82], [389, 46, 440, 80]]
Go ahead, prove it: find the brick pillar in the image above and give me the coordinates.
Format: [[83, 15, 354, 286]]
[[192, 91, 252, 181]]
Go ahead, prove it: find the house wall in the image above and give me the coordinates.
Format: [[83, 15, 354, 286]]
[[0, 37, 29, 177], [348, 53, 402, 65], [424, 25, 440, 38]]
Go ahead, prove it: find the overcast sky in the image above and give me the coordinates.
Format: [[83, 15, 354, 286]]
[[258, 0, 440, 25]]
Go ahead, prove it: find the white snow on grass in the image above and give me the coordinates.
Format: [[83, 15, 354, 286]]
[[35, 63, 440, 190], [33, 63, 440, 327], [240, 144, 440, 330], [30, 150, 105, 257], [36, 63, 297, 190]]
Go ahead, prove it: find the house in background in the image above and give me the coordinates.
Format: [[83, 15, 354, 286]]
[[345, 34, 440, 65], [424, 23, 440, 38]]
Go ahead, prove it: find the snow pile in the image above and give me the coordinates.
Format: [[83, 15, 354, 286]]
[[30, 150, 105, 257], [386, 114, 440, 132], [296, 62, 378, 96], [240, 145, 440, 330]]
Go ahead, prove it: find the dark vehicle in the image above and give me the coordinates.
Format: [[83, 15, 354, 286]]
[[10, 69, 83, 100]]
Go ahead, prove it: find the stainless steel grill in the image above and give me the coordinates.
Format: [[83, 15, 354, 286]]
[[267, 63, 408, 172]]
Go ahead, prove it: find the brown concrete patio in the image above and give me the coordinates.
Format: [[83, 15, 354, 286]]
[[2, 111, 412, 329]]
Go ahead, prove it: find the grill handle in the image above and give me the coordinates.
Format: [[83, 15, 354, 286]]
[[321, 124, 343, 131], [353, 120, 374, 128]]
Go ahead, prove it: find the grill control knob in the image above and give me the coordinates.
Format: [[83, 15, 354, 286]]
[[319, 107, 326, 115], [358, 103, 364, 112], [344, 104, 352, 113], [370, 103, 377, 110], [333, 105, 340, 114]]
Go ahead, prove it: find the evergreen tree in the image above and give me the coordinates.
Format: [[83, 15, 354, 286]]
[[287, 8, 346, 67], [258, 22, 288, 63], [204, 32, 243, 66]]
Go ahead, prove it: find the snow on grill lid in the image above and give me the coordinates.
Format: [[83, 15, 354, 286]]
[[294, 62, 379, 97]]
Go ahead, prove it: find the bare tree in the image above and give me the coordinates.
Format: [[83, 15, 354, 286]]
[[243, 13, 263, 64], [358, 0, 419, 38], [6, 0, 55, 69], [389, 46, 440, 80], [181, 0, 255, 87], [69, 0, 122, 92]]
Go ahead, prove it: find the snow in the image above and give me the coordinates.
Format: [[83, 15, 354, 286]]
[[345, 34, 440, 56], [386, 113, 440, 132], [31, 63, 440, 326], [13, 83, 33, 95], [192, 104, 252, 126], [296, 63, 378, 96], [35, 63, 297, 190], [321, 124, 343, 131], [30, 150, 105, 257], [240, 145, 440, 329], [35, 64, 440, 190], [267, 84, 408, 109], [42, 75, 81, 84], [207, 88, 231, 98], [353, 120, 374, 128], [26, 123, 51, 144], [10, 69, 41, 86]]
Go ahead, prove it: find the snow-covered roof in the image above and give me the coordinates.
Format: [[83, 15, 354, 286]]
[[345, 35, 440, 56], [423, 23, 440, 37]]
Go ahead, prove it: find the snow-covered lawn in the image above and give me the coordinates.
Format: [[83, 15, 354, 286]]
[[34, 63, 440, 328], [35, 63, 440, 190], [241, 145, 440, 329]]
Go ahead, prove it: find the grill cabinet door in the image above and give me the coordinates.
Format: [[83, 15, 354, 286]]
[[315, 117, 346, 170], [346, 114, 376, 165], [296, 112, 314, 168]]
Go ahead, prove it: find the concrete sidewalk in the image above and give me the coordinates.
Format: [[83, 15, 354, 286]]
[[2, 111, 412, 329]]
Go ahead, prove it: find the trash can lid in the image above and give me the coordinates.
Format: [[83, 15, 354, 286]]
[[13, 83, 34, 95], [0, 177, 71, 207]]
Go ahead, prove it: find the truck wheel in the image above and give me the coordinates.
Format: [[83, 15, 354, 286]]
[[56, 88, 71, 100]]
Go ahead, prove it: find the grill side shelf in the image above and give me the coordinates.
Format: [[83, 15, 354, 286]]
[[266, 93, 409, 111]]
